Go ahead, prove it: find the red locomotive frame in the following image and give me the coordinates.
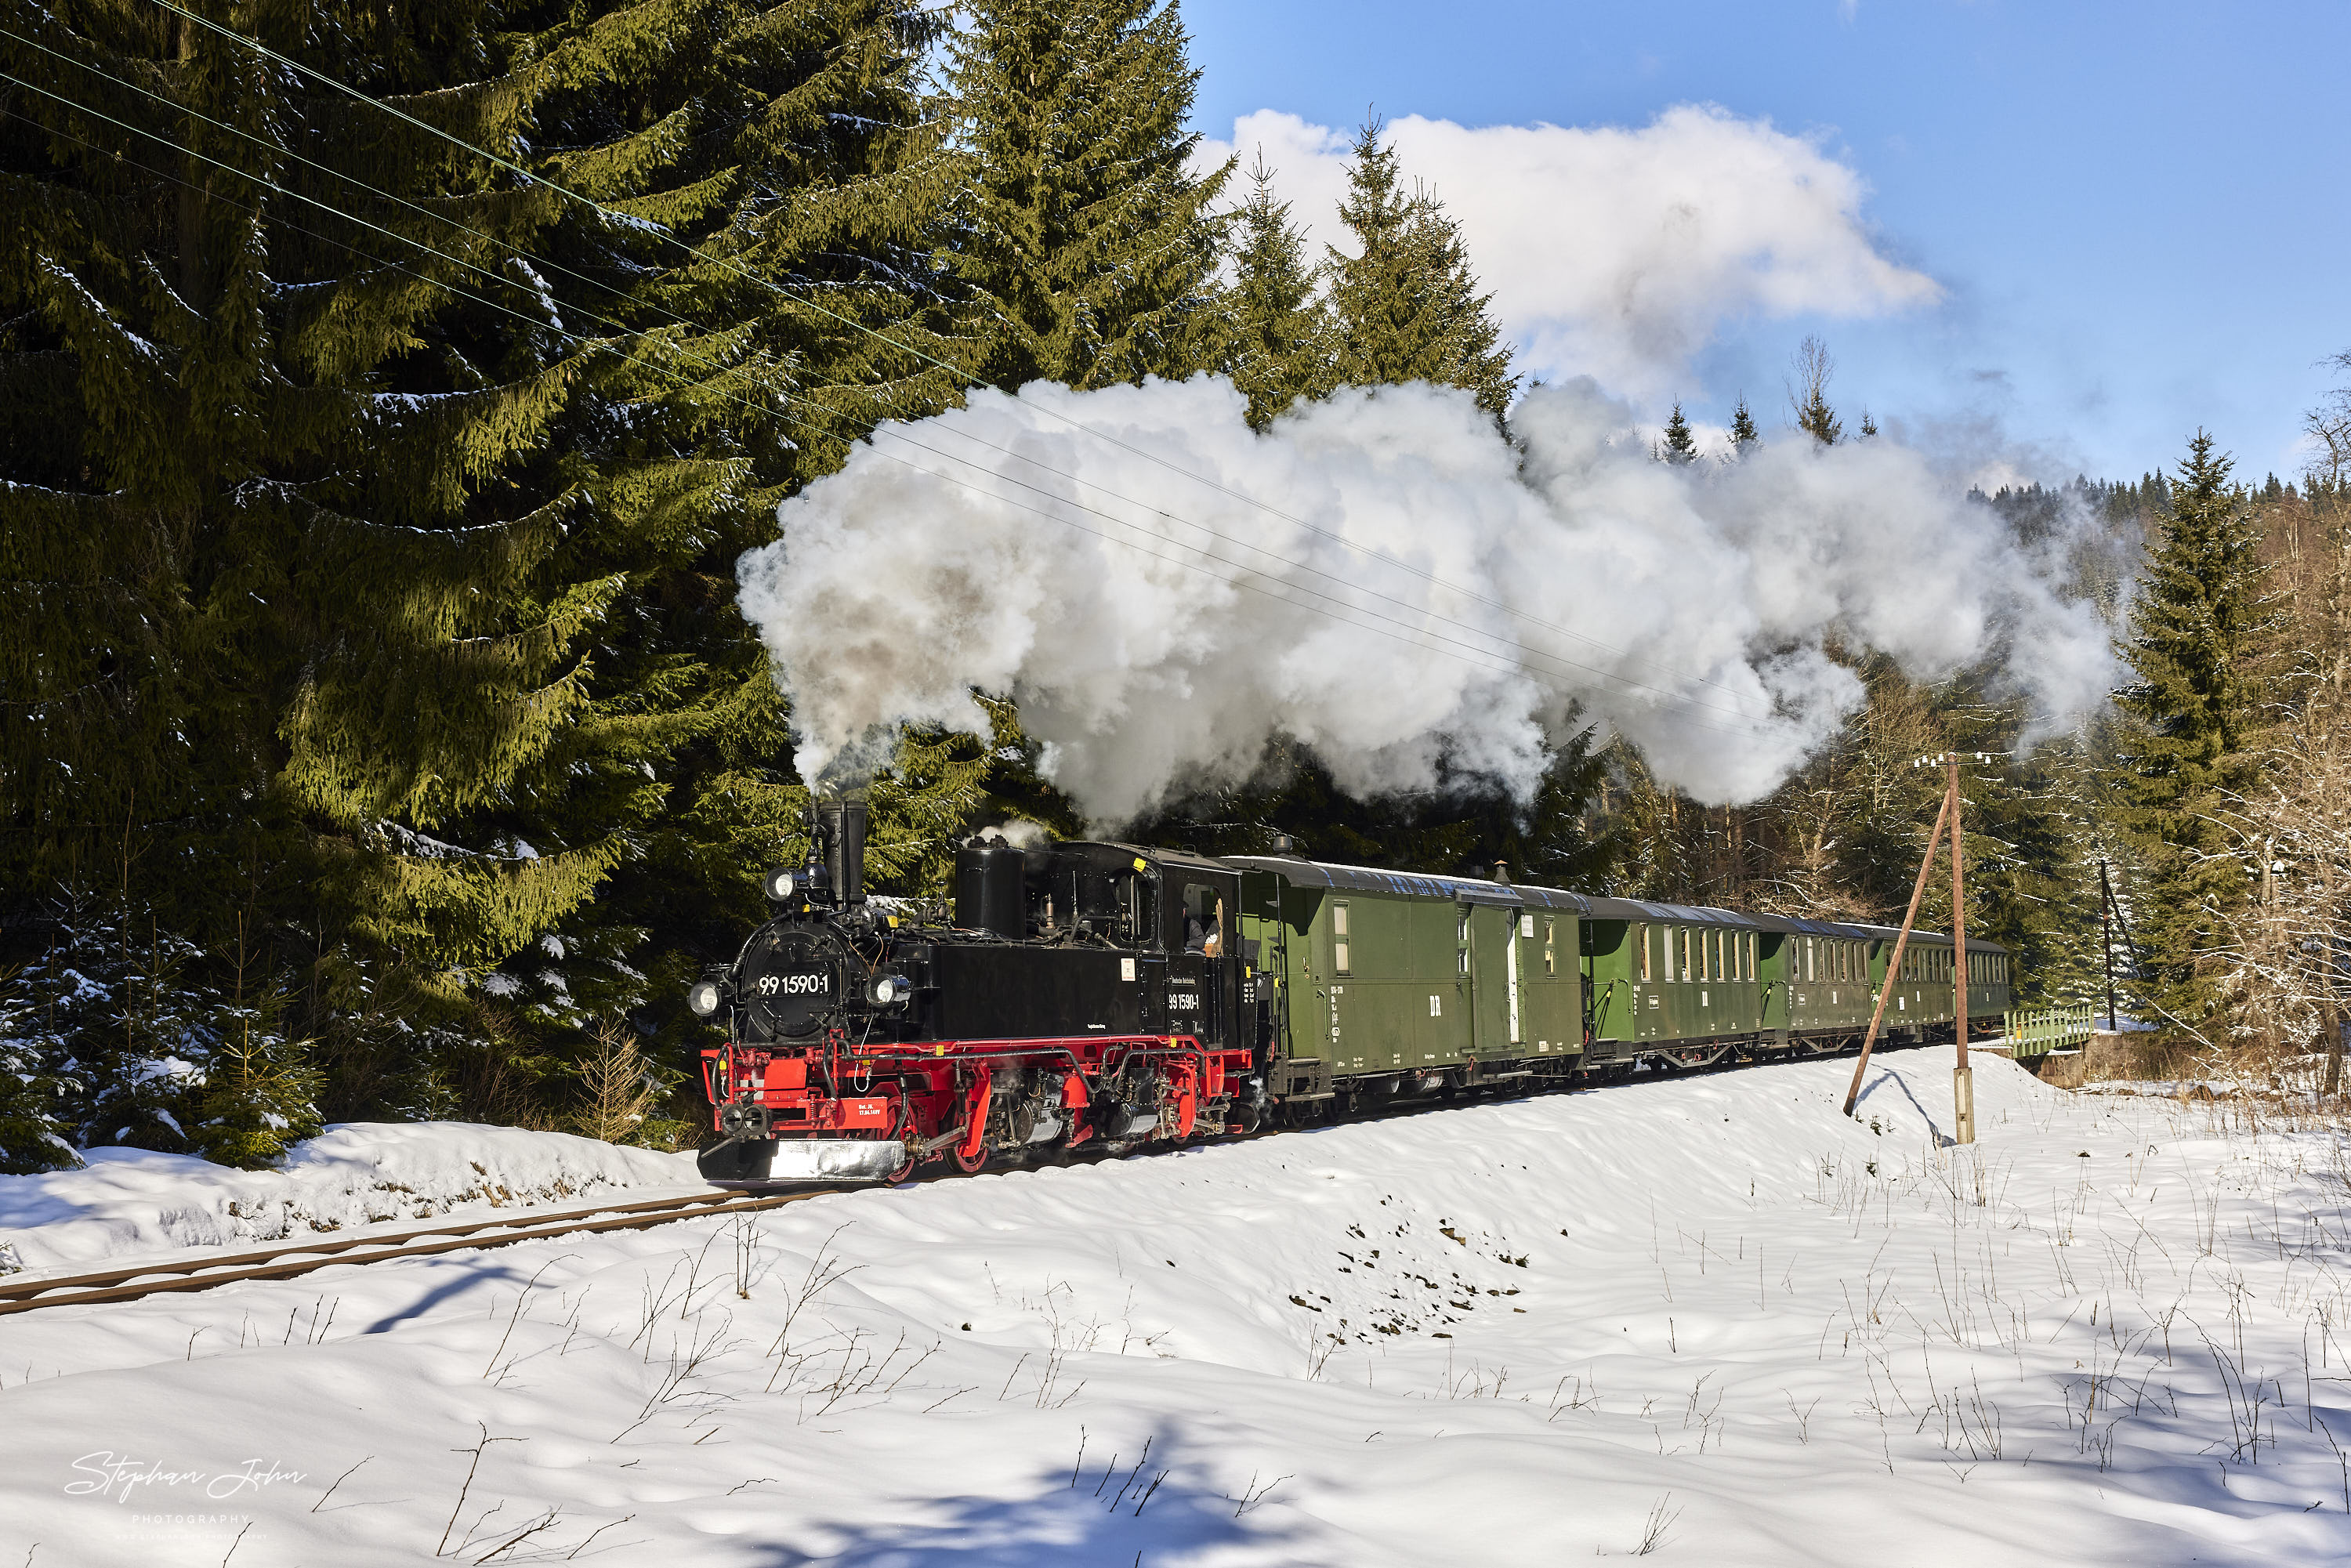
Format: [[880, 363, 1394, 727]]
[[702, 1029, 1258, 1175]]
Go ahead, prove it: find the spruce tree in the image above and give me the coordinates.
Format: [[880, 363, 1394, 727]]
[[1659, 402, 1699, 463], [1225, 150, 1331, 429], [480, 0, 971, 1060], [2, 0, 977, 1137], [1324, 120, 1517, 420], [2114, 432, 2270, 1035], [946, 0, 1232, 390], [1727, 395, 1759, 451], [1407, 201, 1518, 422]]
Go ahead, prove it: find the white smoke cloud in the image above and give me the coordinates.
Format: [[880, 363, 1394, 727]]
[[1197, 106, 1940, 398], [737, 377, 2111, 825]]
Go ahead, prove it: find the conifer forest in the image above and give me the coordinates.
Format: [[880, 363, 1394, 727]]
[[5, 0, 2349, 1175]]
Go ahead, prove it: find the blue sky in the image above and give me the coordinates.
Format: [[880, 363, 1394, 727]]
[[1180, 0, 2350, 486]]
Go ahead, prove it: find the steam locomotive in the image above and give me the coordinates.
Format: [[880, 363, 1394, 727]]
[[690, 798, 2014, 1184]]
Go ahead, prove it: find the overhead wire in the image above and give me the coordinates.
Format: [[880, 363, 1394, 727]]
[[0, 53, 1786, 743], [0, 31, 1786, 732], [136, 0, 1780, 712]]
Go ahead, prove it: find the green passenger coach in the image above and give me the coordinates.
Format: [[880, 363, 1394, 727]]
[[1221, 851, 2010, 1116]]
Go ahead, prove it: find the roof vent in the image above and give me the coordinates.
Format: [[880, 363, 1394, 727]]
[[1491, 860, 1511, 885]]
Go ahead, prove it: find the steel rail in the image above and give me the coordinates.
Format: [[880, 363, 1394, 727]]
[[0, 1189, 832, 1317]]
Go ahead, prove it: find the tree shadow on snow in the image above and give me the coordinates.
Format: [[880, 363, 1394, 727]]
[[357, 1254, 554, 1334], [732, 1439, 1302, 1567]]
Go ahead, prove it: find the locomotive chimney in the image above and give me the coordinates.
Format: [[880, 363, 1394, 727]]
[[818, 793, 868, 904]]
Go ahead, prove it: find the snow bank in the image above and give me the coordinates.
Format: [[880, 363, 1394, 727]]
[[5, 1050, 2349, 1566], [0, 1122, 704, 1274]]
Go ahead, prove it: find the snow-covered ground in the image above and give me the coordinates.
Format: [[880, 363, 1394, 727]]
[[5, 1047, 2350, 1566], [0, 1122, 703, 1276]]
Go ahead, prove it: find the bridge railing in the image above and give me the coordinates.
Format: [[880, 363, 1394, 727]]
[[2001, 1002, 2097, 1059]]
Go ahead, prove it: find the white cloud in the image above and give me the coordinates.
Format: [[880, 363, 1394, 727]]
[[1199, 105, 1940, 400]]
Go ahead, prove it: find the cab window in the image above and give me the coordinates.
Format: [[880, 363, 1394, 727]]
[[1179, 882, 1226, 957]]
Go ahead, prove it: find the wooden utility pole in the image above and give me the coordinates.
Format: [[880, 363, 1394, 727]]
[[1950, 755, 1974, 1146], [1842, 777, 1954, 1117], [2098, 860, 2118, 1031], [1844, 751, 1982, 1146]]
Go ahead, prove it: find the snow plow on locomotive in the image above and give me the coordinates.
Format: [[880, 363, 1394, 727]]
[[690, 798, 2015, 1186]]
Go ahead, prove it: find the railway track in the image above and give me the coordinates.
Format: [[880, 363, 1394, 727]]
[[0, 1033, 1982, 1319], [0, 1186, 842, 1318]]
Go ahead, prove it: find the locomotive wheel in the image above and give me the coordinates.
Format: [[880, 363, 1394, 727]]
[[952, 1141, 991, 1175]]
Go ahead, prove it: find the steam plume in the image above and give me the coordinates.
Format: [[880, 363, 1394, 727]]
[[737, 377, 2110, 825]]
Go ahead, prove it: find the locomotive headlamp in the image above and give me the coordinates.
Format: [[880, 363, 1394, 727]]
[[870, 973, 913, 1006], [761, 867, 799, 901], [686, 979, 724, 1017]]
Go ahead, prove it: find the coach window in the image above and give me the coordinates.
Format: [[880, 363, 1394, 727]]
[[1458, 910, 1471, 976], [1332, 900, 1350, 975], [1545, 917, 1558, 977], [1635, 923, 1650, 982], [1713, 930, 1726, 981], [1676, 927, 1690, 983], [1746, 932, 1756, 980]]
